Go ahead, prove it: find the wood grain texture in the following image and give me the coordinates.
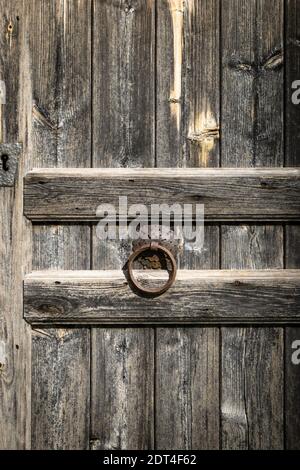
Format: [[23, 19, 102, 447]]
[[222, 0, 283, 167], [285, 0, 300, 450], [26, 0, 92, 450], [92, 0, 155, 168], [23, 269, 300, 325], [31, 328, 90, 450], [156, 328, 219, 449], [222, 327, 283, 449], [91, 233, 155, 449], [221, 225, 284, 449], [155, 223, 220, 451], [156, 0, 221, 449], [157, 0, 220, 167], [0, 0, 31, 449], [221, 0, 285, 450], [91, 329, 154, 450], [23, 168, 300, 221], [31, 225, 91, 450], [91, 0, 156, 450]]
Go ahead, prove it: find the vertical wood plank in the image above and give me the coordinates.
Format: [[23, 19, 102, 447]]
[[31, 327, 90, 450], [156, 0, 220, 449], [92, 0, 155, 168], [91, 329, 154, 450], [285, 0, 300, 449], [221, 225, 284, 450], [0, 0, 31, 449], [221, 0, 284, 449], [91, 0, 156, 450], [222, 0, 283, 167], [156, 328, 219, 449], [157, 0, 220, 167], [28, 0, 92, 449], [222, 327, 283, 449]]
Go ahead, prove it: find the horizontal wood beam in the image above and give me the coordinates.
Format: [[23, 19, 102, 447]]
[[24, 270, 300, 325], [24, 168, 300, 221]]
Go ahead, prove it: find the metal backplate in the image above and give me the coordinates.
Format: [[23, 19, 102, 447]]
[[0, 143, 22, 187]]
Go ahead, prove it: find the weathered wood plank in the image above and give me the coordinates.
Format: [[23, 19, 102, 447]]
[[222, 0, 283, 167], [91, 0, 156, 450], [0, 0, 31, 449], [221, 0, 285, 449], [31, 328, 90, 450], [285, 0, 300, 450], [222, 327, 283, 449], [23, 269, 300, 325], [92, 0, 155, 168], [23, 168, 300, 221], [221, 226, 284, 449], [156, 0, 221, 449], [26, 0, 92, 450], [90, 329, 154, 450], [157, 0, 220, 167], [156, 328, 219, 449], [222, 225, 284, 271]]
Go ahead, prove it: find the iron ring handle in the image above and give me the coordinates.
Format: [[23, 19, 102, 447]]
[[127, 242, 177, 296]]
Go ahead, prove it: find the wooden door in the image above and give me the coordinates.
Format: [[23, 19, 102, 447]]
[[1, 0, 300, 450]]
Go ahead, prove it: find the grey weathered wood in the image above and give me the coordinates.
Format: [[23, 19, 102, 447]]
[[156, 328, 219, 449], [23, 269, 300, 325], [0, 143, 21, 186], [285, 0, 300, 450], [221, 0, 284, 449], [156, 0, 221, 449], [222, 0, 283, 167], [157, 0, 220, 167], [23, 168, 300, 221], [222, 328, 283, 449], [31, 227, 91, 451], [222, 225, 284, 271], [91, 329, 154, 450], [0, 0, 31, 449], [221, 226, 284, 449], [31, 328, 90, 450], [91, 0, 156, 450], [26, 0, 92, 450], [92, 0, 155, 168]]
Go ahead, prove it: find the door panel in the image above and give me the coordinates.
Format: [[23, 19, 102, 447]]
[[0, 0, 299, 451]]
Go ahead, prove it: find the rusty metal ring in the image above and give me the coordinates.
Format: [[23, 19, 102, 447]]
[[127, 242, 177, 296]]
